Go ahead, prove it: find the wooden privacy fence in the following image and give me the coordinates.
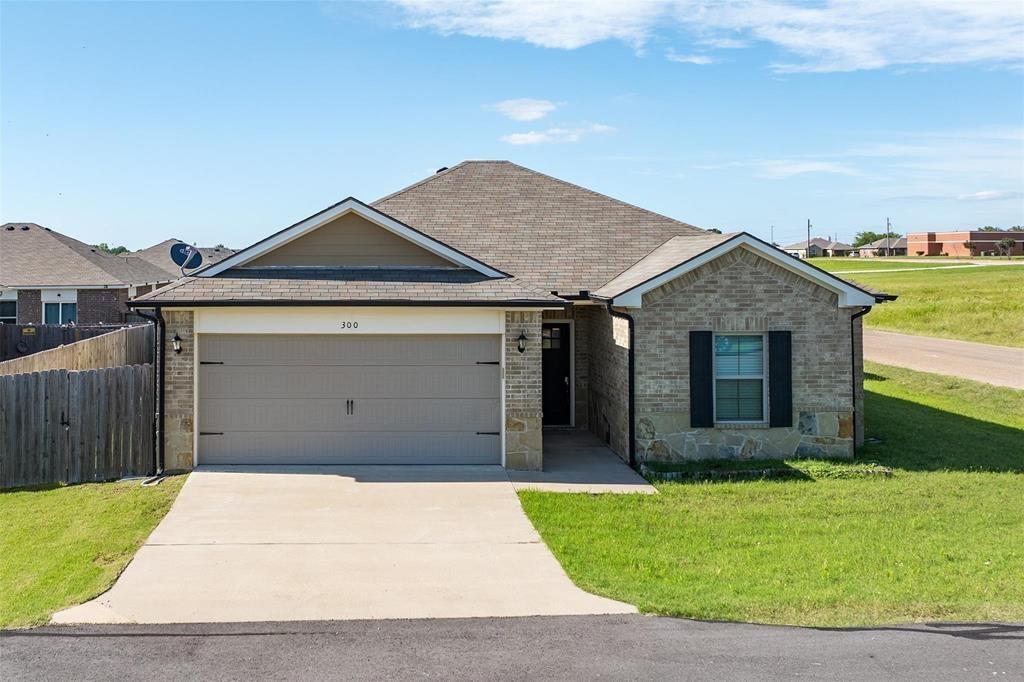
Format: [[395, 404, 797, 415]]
[[0, 364, 155, 489], [0, 324, 144, 362], [0, 324, 153, 376]]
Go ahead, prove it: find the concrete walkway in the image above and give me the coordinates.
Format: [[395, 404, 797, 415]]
[[509, 430, 656, 494], [864, 329, 1024, 389], [52, 465, 636, 624]]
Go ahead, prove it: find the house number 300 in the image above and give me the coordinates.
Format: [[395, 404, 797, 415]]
[[340, 321, 359, 329]]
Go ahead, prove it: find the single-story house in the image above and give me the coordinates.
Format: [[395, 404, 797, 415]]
[[858, 237, 907, 257], [825, 240, 856, 257], [131, 161, 892, 472], [907, 230, 1024, 257], [782, 237, 830, 259], [0, 223, 232, 324]]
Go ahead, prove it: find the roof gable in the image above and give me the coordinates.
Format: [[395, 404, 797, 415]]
[[594, 233, 878, 308], [198, 199, 508, 278]]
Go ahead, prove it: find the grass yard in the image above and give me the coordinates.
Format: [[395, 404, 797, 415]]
[[843, 265, 1024, 347], [0, 476, 184, 629], [519, 362, 1024, 627], [810, 257, 957, 272]]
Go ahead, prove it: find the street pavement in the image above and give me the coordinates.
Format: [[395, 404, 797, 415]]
[[3, 615, 1021, 680], [864, 329, 1024, 389]]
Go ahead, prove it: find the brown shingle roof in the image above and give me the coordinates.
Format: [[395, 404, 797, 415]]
[[591, 232, 736, 299], [130, 239, 236, 277], [373, 161, 710, 294], [0, 223, 172, 287], [132, 268, 561, 305]]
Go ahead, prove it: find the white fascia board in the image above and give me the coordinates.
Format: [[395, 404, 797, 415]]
[[611, 234, 877, 309], [197, 199, 507, 279]]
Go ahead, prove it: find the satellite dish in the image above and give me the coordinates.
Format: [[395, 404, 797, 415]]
[[170, 243, 203, 271]]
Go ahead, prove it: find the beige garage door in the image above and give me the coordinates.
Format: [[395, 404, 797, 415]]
[[198, 334, 502, 465]]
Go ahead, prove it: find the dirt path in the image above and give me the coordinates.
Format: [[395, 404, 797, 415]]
[[864, 329, 1024, 389]]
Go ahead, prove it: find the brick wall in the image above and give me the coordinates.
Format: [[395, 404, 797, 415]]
[[578, 305, 630, 459], [16, 290, 41, 323], [163, 310, 195, 471], [77, 288, 129, 324], [504, 310, 543, 470], [630, 246, 859, 460]]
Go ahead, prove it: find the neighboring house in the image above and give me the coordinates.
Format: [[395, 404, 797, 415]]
[[131, 161, 890, 473], [858, 237, 908, 257], [907, 230, 1024, 257], [825, 240, 856, 257], [0, 223, 233, 324], [782, 237, 830, 259]]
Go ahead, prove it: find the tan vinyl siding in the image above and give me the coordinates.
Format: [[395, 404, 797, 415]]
[[246, 213, 454, 268]]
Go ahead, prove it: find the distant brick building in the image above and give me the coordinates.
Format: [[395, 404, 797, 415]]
[[907, 231, 1024, 257]]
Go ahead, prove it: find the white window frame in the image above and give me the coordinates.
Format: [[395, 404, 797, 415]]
[[41, 290, 78, 324], [712, 332, 769, 424]]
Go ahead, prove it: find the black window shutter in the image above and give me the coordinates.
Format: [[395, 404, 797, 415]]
[[768, 331, 793, 427], [689, 331, 714, 428]]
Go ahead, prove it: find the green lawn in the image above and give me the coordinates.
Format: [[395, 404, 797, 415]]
[[520, 362, 1024, 627], [0, 476, 185, 628], [810, 257, 958, 272], [845, 265, 1024, 347]]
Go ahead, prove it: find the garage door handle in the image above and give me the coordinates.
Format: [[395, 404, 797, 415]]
[[200, 432, 223, 436], [476, 431, 500, 436], [476, 361, 500, 365], [200, 361, 224, 365]]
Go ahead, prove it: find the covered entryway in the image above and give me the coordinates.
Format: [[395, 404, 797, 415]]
[[197, 334, 501, 465]]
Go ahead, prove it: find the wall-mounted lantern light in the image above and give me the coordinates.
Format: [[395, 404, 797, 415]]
[[517, 331, 528, 354], [172, 332, 182, 354]]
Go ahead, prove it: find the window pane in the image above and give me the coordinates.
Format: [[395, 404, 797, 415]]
[[0, 301, 15, 320], [62, 303, 77, 323], [715, 335, 763, 377], [716, 379, 763, 421], [44, 303, 60, 324]]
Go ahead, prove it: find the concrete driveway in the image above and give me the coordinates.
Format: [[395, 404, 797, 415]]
[[52, 466, 635, 624]]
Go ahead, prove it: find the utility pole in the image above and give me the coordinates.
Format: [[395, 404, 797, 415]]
[[886, 217, 892, 257], [770, 224, 774, 246], [806, 218, 812, 259]]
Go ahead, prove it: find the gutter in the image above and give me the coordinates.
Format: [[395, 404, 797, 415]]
[[126, 299, 565, 309], [133, 306, 165, 476], [604, 301, 637, 469]]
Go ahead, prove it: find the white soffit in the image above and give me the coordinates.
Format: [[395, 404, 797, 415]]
[[610, 234, 877, 308], [197, 199, 507, 279]]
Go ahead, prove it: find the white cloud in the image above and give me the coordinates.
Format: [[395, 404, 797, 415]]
[[383, 0, 1024, 72], [486, 98, 559, 121], [501, 122, 615, 145], [695, 158, 861, 178], [956, 190, 1023, 202], [665, 49, 716, 65]]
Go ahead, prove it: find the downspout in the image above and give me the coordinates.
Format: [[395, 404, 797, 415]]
[[606, 302, 637, 468], [849, 305, 872, 456], [134, 306, 165, 477]]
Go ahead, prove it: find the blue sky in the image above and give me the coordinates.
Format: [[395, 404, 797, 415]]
[[2, 1, 1022, 250]]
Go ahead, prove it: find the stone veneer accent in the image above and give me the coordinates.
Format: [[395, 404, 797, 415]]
[[16, 289, 41, 324], [163, 310, 195, 471], [630, 246, 861, 461], [504, 310, 543, 470], [77, 288, 129, 324]]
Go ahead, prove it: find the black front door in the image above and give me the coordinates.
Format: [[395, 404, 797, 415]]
[[542, 323, 571, 425]]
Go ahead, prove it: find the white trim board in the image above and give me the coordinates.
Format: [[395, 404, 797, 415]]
[[196, 199, 508, 279], [192, 306, 506, 335], [609, 234, 877, 308]]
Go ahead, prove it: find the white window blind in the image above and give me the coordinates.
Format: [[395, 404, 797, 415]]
[[714, 334, 766, 422]]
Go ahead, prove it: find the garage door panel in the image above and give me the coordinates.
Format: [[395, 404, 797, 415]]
[[200, 334, 501, 366], [201, 398, 500, 432], [200, 432, 501, 466], [199, 365, 499, 399], [198, 334, 502, 465]]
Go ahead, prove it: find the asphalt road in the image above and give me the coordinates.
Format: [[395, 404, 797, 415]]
[[3, 615, 1021, 681], [863, 329, 1024, 389]]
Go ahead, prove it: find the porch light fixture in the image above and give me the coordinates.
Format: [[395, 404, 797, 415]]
[[517, 331, 527, 354], [172, 332, 182, 354]]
